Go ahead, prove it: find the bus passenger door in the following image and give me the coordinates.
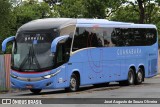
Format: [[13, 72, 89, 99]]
[[55, 43, 68, 88]]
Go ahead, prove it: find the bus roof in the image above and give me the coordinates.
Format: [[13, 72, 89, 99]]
[[18, 18, 75, 32], [18, 18, 157, 32], [77, 19, 156, 28]]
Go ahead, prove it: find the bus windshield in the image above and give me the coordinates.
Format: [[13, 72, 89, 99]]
[[12, 32, 56, 72]]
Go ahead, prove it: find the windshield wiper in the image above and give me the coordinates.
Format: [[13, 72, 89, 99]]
[[30, 44, 41, 70], [19, 45, 41, 71], [19, 47, 31, 70]]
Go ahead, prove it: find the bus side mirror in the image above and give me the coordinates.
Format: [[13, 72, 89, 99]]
[[51, 35, 69, 53], [2, 36, 15, 53]]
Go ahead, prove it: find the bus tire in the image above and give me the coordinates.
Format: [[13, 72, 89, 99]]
[[65, 73, 79, 92], [127, 68, 135, 85], [135, 68, 143, 85], [119, 68, 135, 86], [30, 89, 41, 94]]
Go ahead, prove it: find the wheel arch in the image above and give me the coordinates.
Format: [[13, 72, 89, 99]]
[[71, 70, 81, 86], [129, 65, 136, 76]]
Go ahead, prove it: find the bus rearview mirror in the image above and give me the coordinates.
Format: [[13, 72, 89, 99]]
[[2, 36, 15, 53], [51, 35, 69, 53]]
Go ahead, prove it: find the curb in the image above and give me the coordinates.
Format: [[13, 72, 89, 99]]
[[155, 74, 160, 78]]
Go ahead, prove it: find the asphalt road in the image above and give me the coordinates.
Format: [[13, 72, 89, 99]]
[[1, 76, 160, 98], [1, 76, 160, 107]]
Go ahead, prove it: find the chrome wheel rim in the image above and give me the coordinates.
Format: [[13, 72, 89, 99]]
[[70, 78, 76, 90], [128, 71, 134, 84], [137, 71, 143, 82]]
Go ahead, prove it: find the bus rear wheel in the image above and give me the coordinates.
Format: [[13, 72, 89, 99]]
[[127, 68, 135, 85], [65, 74, 79, 92], [135, 68, 143, 85], [30, 89, 42, 94], [119, 68, 135, 86]]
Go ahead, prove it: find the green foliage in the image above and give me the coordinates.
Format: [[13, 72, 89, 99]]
[[104, 0, 127, 18], [54, 0, 127, 18], [82, 0, 107, 18], [0, 0, 16, 54], [13, 1, 52, 29], [0, 0, 12, 39], [54, 0, 85, 18], [110, 6, 139, 23]]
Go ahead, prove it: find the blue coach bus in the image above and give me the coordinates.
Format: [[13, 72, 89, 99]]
[[2, 18, 158, 94]]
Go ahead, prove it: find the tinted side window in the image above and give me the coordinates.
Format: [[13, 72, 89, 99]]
[[103, 28, 115, 47], [72, 28, 88, 51], [145, 28, 157, 45], [60, 25, 76, 53], [72, 27, 157, 50], [111, 28, 126, 46], [72, 27, 104, 51], [111, 28, 157, 46]]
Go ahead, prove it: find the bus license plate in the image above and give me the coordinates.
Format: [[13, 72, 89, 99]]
[[26, 85, 33, 89]]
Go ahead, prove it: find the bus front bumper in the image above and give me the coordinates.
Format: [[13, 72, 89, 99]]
[[10, 76, 56, 89]]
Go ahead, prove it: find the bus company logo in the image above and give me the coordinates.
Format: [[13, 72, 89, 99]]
[[2, 99, 11, 104], [25, 36, 44, 41], [117, 48, 142, 56]]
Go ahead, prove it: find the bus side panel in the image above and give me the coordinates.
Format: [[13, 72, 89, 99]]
[[103, 48, 126, 82], [102, 60, 122, 82], [85, 48, 105, 84], [53, 64, 68, 89]]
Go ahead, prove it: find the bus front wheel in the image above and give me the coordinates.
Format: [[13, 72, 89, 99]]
[[65, 74, 79, 92], [30, 89, 42, 94]]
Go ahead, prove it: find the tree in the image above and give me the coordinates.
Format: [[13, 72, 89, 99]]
[[0, 0, 16, 42], [111, 0, 160, 34], [111, 1, 160, 24], [54, 0, 85, 18], [83, 0, 126, 18], [137, 0, 145, 23], [110, 6, 139, 23], [54, 0, 126, 18], [13, 1, 53, 30], [82, 0, 107, 18], [0, 0, 16, 53], [105, 0, 127, 18], [127, 0, 160, 24]]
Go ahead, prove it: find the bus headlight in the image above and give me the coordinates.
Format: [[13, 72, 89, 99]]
[[10, 74, 18, 78], [43, 74, 52, 79], [43, 69, 61, 79]]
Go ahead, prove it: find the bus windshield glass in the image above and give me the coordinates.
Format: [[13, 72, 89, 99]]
[[12, 32, 56, 72]]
